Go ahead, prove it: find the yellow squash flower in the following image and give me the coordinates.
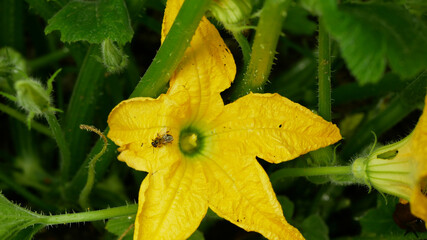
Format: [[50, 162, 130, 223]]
[[352, 96, 427, 228], [107, 0, 342, 239]]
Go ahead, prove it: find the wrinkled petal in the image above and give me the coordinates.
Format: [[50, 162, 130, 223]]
[[107, 90, 190, 172], [409, 96, 427, 225], [134, 160, 208, 240], [410, 175, 427, 227], [162, 0, 236, 123], [200, 150, 303, 240], [208, 93, 342, 163], [411, 96, 427, 165]]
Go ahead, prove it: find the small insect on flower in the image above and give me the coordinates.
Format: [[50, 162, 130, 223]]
[[393, 202, 427, 237], [151, 131, 174, 148]]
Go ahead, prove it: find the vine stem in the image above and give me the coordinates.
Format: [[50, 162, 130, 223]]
[[317, 19, 332, 122], [309, 18, 334, 166], [40, 204, 138, 225], [230, 0, 290, 100], [131, 0, 212, 98], [270, 166, 352, 186], [44, 112, 71, 183]]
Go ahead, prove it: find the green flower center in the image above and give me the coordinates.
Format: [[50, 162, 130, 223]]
[[179, 127, 204, 157]]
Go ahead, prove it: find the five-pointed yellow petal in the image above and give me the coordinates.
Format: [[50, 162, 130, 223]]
[[209, 93, 342, 163], [107, 0, 342, 239]]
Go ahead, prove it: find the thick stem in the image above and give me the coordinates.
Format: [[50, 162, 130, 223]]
[[230, 0, 290, 100], [131, 0, 212, 98], [317, 19, 331, 122], [44, 112, 71, 183], [308, 18, 333, 166], [41, 204, 138, 225]]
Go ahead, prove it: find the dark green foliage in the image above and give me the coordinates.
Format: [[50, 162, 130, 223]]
[[320, 0, 427, 84], [45, 0, 133, 44]]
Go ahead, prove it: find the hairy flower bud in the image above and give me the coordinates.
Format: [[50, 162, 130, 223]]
[[14, 79, 52, 115], [101, 39, 128, 74]]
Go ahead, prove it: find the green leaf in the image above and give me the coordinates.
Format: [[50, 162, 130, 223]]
[[359, 196, 400, 236], [105, 215, 135, 240], [12, 224, 44, 240], [320, 1, 427, 84], [358, 195, 427, 239], [45, 0, 133, 44], [300, 214, 329, 240], [0, 193, 44, 240]]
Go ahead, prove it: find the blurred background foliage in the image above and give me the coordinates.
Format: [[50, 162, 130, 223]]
[[0, 0, 426, 239]]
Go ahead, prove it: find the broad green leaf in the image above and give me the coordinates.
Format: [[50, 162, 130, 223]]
[[105, 215, 135, 240], [358, 195, 427, 239], [45, 0, 133, 44], [300, 214, 329, 240], [320, 0, 427, 84], [0, 193, 44, 240]]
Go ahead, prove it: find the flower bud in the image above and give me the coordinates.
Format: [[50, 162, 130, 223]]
[[14, 79, 52, 115], [352, 136, 414, 200], [100, 39, 128, 74], [209, 0, 253, 30], [0, 47, 28, 92], [350, 98, 427, 229]]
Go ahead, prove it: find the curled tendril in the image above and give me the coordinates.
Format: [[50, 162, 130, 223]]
[[78, 124, 108, 210]]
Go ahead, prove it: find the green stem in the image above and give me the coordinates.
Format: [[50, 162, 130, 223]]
[[230, 0, 290, 100], [308, 18, 333, 166], [44, 112, 71, 183], [28, 48, 70, 72], [317, 19, 331, 122], [231, 31, 251, 69], [0, 102, 51, 136], [41, 204, 138, 225], [270, 166, 352, 186], [131, 0, 212, 98]]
